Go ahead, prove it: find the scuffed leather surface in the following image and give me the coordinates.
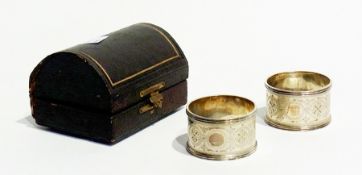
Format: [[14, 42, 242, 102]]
[[29, 23, 188, 143], [30, 23, 188, 113], [32, 81, 187, 144]]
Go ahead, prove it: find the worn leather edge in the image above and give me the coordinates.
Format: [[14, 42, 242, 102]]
[[31, 80, 187, 144]]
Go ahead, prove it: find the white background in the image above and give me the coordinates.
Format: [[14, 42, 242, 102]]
[[1, 0, 361, 174]]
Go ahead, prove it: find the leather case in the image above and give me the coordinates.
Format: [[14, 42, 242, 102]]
[[29, 23, 188, 144]]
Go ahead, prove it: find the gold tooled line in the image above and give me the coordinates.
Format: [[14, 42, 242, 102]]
[[140, 23, 180, 56], [79, 52, 114, 85], [80, 24, 180, 87]]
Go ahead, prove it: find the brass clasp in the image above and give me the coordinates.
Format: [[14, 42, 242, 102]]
[[139, 82, 165, 114]]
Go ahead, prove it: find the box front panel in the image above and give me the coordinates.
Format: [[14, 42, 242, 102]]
[[111, 80, 187, 143]]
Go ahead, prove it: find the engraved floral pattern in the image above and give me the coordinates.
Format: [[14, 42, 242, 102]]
[[188, 116, 256, 155], [266, 91, 330, 127]]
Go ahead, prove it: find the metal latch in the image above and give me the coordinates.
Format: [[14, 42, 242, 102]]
[[139, 82, 165, 114]]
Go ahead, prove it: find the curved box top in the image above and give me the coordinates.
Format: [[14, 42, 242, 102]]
[[30, 23, 188, 113]]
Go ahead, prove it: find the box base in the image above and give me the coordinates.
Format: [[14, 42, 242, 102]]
[[32, 81, 187, 144]]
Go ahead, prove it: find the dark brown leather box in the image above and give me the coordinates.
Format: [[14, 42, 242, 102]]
[[29, 23, 188, 144]]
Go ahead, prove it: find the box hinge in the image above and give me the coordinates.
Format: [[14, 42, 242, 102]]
[[139, 82, 165, 114]]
